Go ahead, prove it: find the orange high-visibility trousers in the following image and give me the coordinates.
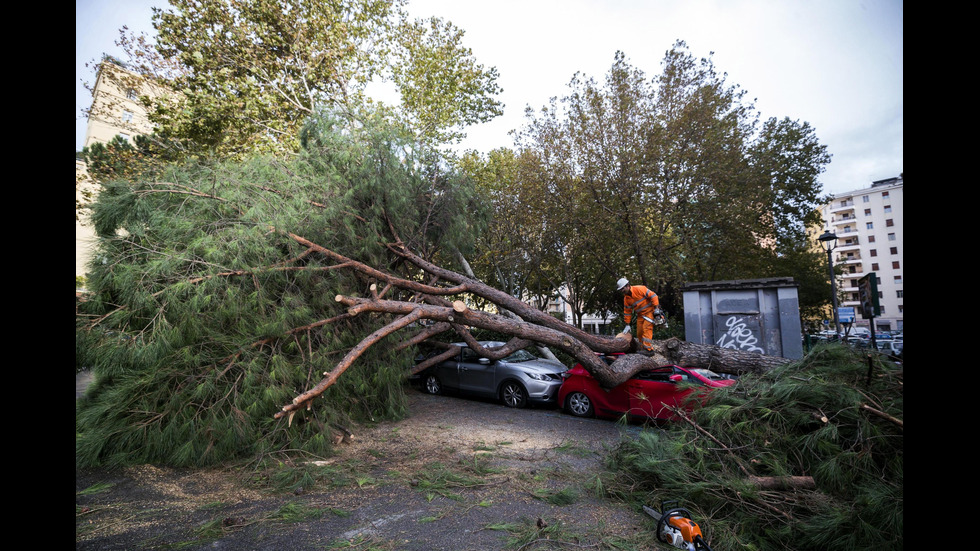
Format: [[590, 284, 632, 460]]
[[624, 285, 659, 351]]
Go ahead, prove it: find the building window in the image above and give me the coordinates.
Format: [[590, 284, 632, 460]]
[[882, 191, 889, 198], [122, 110, 134, 123], [870, 249, 877, 257], [897, 290, 903, 298], [848, 266, 856, 273], [892, 261, 900, 269], [886, 219, 894, 227], [888, 233, 896, 241], [126, 88, 138, 100], [118, 133, 131, 143], [862, 195, 870, 202], [864, 209, 871, 216], [866, 222, 873, 229], [898, 305, 903, 313], [872, 263, 879, 271], [894, 275, 902, 283], [884, 205, 892, 213], [890, 247, 897, 254], [868, 235, 876, 243]]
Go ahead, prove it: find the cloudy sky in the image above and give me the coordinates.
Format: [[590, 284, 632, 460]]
[[76, 0, 903, 196]]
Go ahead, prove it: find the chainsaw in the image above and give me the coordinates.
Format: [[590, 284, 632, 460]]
[[643, 501, 712, 551]]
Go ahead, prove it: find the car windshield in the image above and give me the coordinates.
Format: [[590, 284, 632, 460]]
[[502, 350, 537, 362], [689, 368, 726, 381]]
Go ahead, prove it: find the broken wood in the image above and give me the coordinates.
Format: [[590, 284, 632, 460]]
[[273, 236, 793, 420], [861, 404, 903, 430], [746, 476, 816, 491]]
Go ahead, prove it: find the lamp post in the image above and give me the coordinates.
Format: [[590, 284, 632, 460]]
[[818, 230, 841, 340]]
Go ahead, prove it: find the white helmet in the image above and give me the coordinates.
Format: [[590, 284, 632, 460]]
[[616, 277, 630, 291]]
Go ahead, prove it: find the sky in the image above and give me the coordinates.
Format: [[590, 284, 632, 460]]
[[76, 0, 903, 197]]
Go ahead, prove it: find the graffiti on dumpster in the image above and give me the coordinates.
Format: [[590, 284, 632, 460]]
[[716, 315, 764, 353]]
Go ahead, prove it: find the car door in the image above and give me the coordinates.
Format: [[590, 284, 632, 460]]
[[627, 367, 691, 420], [457, 347, 497, 396], [432, 348, 462, 390]]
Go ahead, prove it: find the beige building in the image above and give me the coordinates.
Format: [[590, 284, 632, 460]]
[[82, 60, 166, 149], [817, 175, 904, 333], [77, 61, 168, 283]]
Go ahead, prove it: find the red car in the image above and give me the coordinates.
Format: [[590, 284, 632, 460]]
[[558, 354, 736, 421]]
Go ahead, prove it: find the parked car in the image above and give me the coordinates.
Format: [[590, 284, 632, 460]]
[[876, 339, 903, 358], [558, 354, 736, 421], [412, 342, 568, 408]]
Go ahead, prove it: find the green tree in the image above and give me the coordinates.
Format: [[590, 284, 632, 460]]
[[390, 16, 503, 145], [76, 114, 484, 467], [514, 42, 831, 315], [82, 134, 179, 183], [103, 0, 502, 158]]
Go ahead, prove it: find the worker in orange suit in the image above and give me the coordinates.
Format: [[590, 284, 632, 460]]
[[617, 277, 664, 351]]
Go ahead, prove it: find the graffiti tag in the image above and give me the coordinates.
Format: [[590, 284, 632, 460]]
[[716, 316, 764, 353]]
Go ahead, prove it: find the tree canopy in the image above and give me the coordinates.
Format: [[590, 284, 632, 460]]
[[97, 0, 503, 158], [492, 42, 832, 317]]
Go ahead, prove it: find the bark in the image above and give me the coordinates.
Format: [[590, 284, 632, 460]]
[[747, 476, 816, 491], [273, 235, 793, 419]]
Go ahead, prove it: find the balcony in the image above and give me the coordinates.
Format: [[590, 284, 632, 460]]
[[829, 200, 855, 214]]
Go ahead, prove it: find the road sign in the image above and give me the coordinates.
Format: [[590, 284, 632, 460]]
[[838, 307, 855, 324]]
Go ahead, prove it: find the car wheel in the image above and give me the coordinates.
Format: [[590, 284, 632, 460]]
[[500, 381, 528, 408], [565, 392, 594, 418], [423, 374, 442, 395]]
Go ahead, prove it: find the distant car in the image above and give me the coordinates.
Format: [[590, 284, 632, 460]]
[[558, 354, 735, 421], [412, 342, 568, 408], [876, 339, 903, 357]]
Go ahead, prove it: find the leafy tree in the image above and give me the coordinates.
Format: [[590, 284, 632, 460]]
[[102, 0, 502, 158], [82, 134, 180, 183], [390, 16, 503, 145], [514, 42, 831, 315], [75, 114, 485, 467]]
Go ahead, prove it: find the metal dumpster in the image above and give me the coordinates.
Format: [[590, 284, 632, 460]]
[[681, 277, 803, 360]]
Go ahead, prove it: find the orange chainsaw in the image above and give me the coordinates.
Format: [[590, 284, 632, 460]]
[[643, 501, 713, 551]]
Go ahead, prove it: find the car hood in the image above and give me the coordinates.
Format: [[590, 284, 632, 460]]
[[508, 358, 567, 374]]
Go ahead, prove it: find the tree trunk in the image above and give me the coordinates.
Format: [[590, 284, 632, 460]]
[[274, 235, 793, 420]]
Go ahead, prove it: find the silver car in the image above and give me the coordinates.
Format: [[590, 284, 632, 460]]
[[414, 341, 568, 408]]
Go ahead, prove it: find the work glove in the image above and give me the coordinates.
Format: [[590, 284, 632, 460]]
[[623, 325, 632, 334]]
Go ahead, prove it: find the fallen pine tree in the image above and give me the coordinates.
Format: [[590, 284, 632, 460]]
[[604, 344, 903, 551], [76, 115, 792, 468]]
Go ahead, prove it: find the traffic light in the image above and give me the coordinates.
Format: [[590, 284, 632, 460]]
[[858, 273, 880, 319]]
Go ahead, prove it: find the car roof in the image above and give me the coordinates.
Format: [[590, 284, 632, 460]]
[[452, 341, 507, 348]]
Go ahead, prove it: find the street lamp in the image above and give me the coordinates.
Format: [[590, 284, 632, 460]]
[[818, 230, 841, 340]]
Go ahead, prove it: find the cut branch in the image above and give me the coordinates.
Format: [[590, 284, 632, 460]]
[[276, 309, 426, 419]]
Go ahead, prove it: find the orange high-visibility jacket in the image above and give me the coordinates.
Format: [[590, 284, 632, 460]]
[[623, 285, 659, 324]]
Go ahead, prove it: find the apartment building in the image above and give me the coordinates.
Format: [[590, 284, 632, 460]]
[[817, 175, 903, 332], [82, 60, 165, 148], [77, 60, 168, 280]]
